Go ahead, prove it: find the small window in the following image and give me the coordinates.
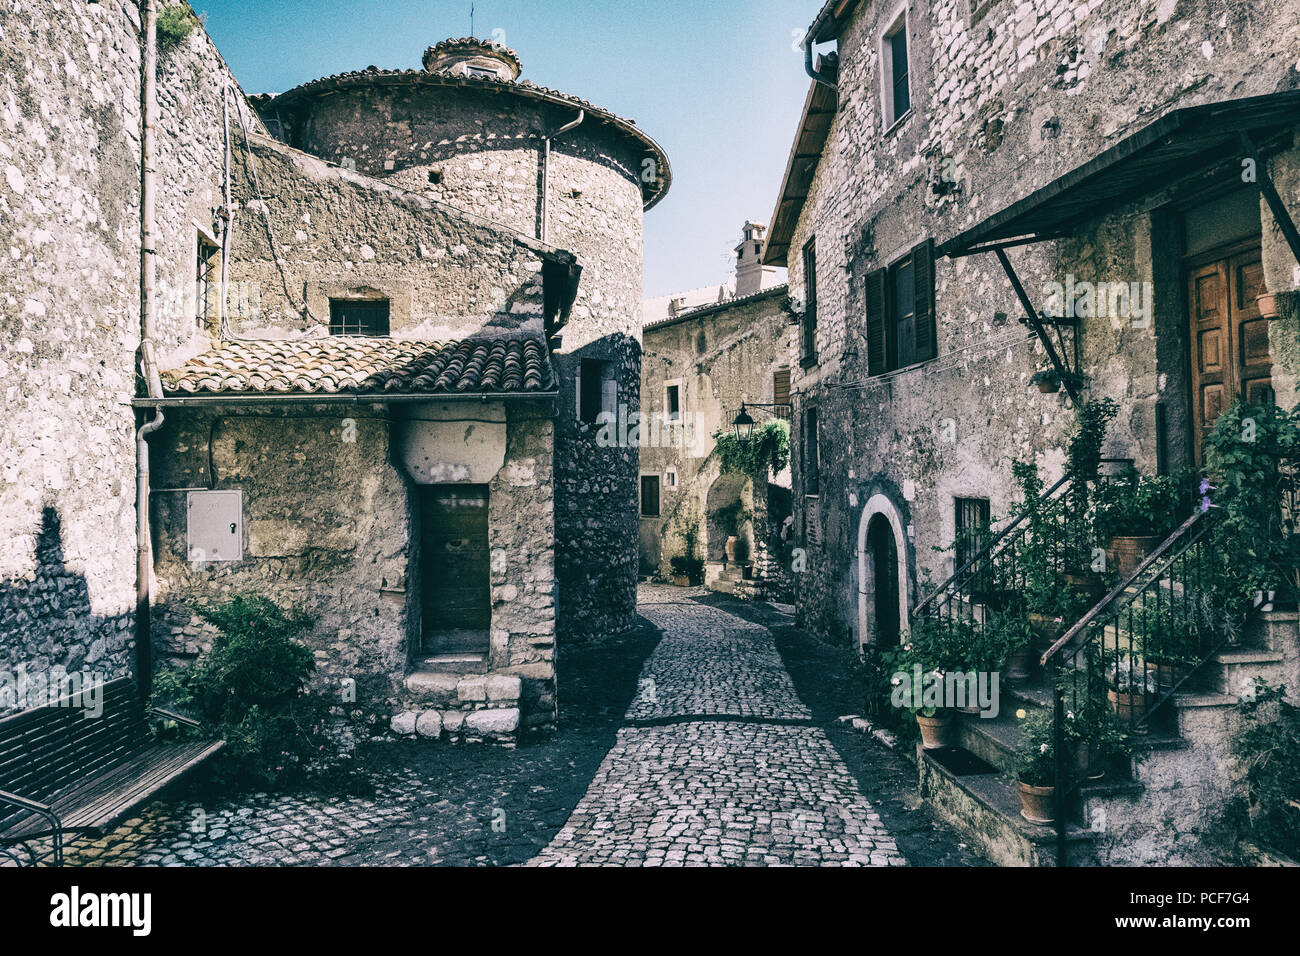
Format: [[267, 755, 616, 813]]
[[954, 497, 991, 569], [882, 13, 911, 129], [329, 298, 390, 336], [803, 407, 820, 496], [866, 239, 936, 375], [579, 358, 616, 425], [640, 475, 661, 517], [465, 65, 497, 79], [801, 238, 818, 366], [664, 468, 678, 489], [196, 233, 220, 329], [665, 383, 681, 420]]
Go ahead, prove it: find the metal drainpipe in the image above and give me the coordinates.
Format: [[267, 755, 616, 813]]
[[804, 18, 838, 88], [136, 0, 163, 699], [540, 109, 584, 242]]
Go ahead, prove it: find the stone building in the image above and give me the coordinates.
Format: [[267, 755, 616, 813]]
[[0, 4, 670, 745], [639, 224, 794, 591], [768, 0, 1300, 862]]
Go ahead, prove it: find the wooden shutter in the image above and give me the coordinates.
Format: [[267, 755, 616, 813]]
[[773, 368, 790, 406], [913, 238, 937, 361], [865, 268, 887, 375]]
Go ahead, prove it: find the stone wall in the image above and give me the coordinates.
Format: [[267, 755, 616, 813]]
[[269, 73, 654, 639], [222, 134, 552, 341], [150, 400, 556, 729], [784, 0, 1300, 642], [639, 289, 795, 579], [0, 0, 256, 711]]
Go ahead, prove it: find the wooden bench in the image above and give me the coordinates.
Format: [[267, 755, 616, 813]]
[[0, 677, 222, 866]]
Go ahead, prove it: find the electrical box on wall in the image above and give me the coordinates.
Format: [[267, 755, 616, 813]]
[[187, 490, 243, 562]]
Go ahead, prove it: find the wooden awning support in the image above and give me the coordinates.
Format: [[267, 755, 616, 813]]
[[1240, 131, 1300, 269]]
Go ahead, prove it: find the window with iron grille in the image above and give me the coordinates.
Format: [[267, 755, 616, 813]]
[[954, 496, 991, 569], [640, 475, 660, 517], [329, 298, 391, 336], [801, 238, 817, 366], [196, 234, 220, 329]]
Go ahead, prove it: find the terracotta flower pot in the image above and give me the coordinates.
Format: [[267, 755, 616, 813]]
[[672, 574, 691, 587], [1106, 535, 1161, 577], [1017, 780, 1056, 825], [1074, 740, 1105, 780], [1064, 571, 1105, 604], [724, 536, 739, 563], [1108, 688, 1151, 733], [1028, 612, 1064, 643], [1153, 662, 1188, 693], [1036, 380, 1060, 394], [1256, 292, 1280, 319], [1006, 646, 1035, 681], [916, 712, 955, 750]]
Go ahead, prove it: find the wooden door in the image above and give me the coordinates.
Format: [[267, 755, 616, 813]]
[[1187, 245, 1272, 463], [419, 485, 490, 654]]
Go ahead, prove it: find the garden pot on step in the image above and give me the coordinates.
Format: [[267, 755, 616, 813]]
[[1017, 781, 1056, 825], [1108, 688, 1152, 733], [1106, 535, 1161, 578], [1006, 646, 1035, 681], [916, 712, 955, 749]]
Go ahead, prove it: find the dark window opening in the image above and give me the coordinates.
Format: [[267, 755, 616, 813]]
[[803, 407, 820, 496], [889, 26, 910, 123], [666, 384, 681, 420], [640, 475, 661, 517], [329, 298, 390, 336], [428, 169, 443, 185], [579, 358, 615, 425], [801, 238, 818, 365]]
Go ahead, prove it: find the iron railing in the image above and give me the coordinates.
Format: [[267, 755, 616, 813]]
[[1040, 507, 1234, 864]]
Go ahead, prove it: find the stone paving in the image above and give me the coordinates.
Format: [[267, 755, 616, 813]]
[[43, 584, 972, 867], [526, 585, 906, 866]]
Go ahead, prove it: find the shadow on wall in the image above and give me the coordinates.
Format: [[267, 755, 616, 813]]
[[0, 505, 133, 715]]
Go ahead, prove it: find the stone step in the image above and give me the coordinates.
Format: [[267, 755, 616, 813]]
[[416, 653, 488, 675], [919, 746, 1102, 866], [1202, 647, 1286, 696]]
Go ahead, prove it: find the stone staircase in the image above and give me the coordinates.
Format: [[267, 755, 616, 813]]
[[918, 609, 1297, 865], [388, 653, 523, 745]]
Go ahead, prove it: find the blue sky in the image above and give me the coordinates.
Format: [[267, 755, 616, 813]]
[[196, 0, 823, 298]]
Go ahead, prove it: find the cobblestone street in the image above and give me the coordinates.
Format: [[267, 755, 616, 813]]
[[527, 585, 905, 865], [54, 585, 982, 868]]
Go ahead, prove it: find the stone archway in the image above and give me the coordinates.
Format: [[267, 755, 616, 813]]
[[705, 472, 751, 562], [856, 493, 910, 649]]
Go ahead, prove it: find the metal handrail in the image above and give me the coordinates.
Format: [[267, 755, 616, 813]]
[[1041, 509, 1210, 665], [912, 471, 1073, 616]]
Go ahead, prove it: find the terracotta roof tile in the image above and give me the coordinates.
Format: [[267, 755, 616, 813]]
[[161, 337, 555, 397]]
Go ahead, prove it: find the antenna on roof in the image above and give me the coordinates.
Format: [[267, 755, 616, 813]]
[[470, 2, 475, 37]]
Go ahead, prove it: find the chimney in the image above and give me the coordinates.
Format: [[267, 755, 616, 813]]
[[734, 221, 769, 298]]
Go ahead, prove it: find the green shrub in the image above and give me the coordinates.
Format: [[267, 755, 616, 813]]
[[713, 419, 790, 479], [1014, 710, 1057, 787], [156, 5, 199, 48], [153, 595, 353, 792], [1224, 680, 1300, 859]]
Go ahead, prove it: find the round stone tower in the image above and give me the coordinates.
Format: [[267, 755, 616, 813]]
[[265, 38, 671, 639]]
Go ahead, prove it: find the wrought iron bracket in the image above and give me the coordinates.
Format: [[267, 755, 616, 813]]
[[992, 247, 1082, 405]]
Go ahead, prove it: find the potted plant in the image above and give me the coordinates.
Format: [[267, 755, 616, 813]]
[[1014, 710, 1058, 825], [1137, 603, 1197, 692], [669, 555, 703, 587], [988, 609, 1036, 681], [1255, 290, 1280, 319], [884, 617, 959, 747], [1106, 657, 1157, 732], [1058, 664, 1129, 781], [1031, 368, 1061, 394], [1093, 469, 1194, 577]]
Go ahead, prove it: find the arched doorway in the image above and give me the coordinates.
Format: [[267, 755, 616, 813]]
[[705, 472, 751, 563], [867, 515, 900, 644], [856, 493, 910, 649]]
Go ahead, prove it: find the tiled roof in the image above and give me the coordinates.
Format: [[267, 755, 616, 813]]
[[161, 337, 555, 397]]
